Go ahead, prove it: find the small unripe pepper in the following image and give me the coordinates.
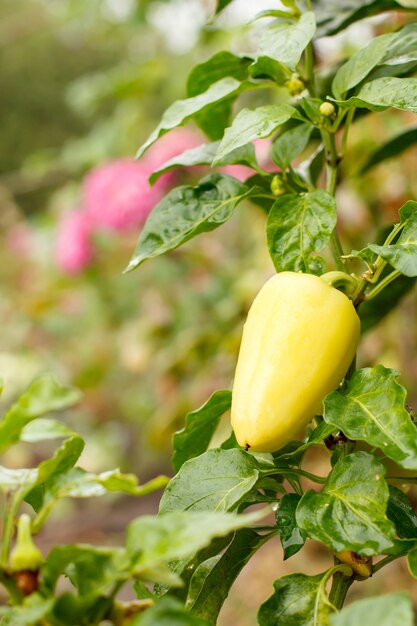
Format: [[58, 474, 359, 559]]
[[270, 175, 286, 197], [10, 514, 43, 573], [231, 272, 360, 452]]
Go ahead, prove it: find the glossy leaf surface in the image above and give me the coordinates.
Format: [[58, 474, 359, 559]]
[[296, 452, 395, 555], [324, 366, 417, 469], [266, 190, 336, 273], [126, 174, 250, 271]]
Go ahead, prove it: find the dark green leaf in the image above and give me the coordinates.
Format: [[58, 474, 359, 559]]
[[136, 78, 246, 158], [361, 126, 417, 173], [296, 145, 325, 187], [185, 529, 268, 622], [214, 0, 235, 15], [0, 375, 81, 453], [332, 33, 393, 100], [272, 123, 313, 169], [387, 485, 417, 540], [276, 493, 306, 560], [187, 52, 252, 140], [126, 174, 250, 272], [258, 572, 334, 626], [132, 597, 211, 626], [149, 143, 259, 185], [312, 0, 404, 37], [296, 452, 396, 555], [337, 77, 417, 113], [323, 366, 417, 469], [159, 449, 261, 513], [266, 190, 336, 274], [249, 56, 292, 85], [330, 593, 414, 626], [172, 390, 231, 472], [359, 273, 415, 333], [214, 105, 297, 163], [257, 13, 316, 71]]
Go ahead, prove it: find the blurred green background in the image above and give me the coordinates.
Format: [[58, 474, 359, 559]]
[[2, 1, 417, 622]]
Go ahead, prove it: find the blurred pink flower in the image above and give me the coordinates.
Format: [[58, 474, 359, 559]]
[[84, 159, 161, 232], [221, 164, 253, 182], [144, 127, 202, 171], [56, 211, 94, 274]]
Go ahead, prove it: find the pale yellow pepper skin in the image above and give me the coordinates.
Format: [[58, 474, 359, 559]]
[[231, 272, 360, 452]]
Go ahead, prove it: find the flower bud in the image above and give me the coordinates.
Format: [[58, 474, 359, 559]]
[[319, 102, 336, 118], [287, 75, 305, 96]]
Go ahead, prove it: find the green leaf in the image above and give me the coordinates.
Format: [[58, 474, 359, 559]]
[[387, 485, 417, 540], [214, 0, 235, 15], [125, 174, 250, 272], [323, 366, 417, 469], [249, 56, 292, 85], [296, 452, 396, 555], [172, 390, 232, 472], [296, 145, 325, 187], [132, 597, 211, 626], [312, 0, 402, 37], [0, 595, 54, 626], [185, 528, 268, 622], [272, 123, 313, 169], [187, 52, 252, 140], [276, 493, 306, 560], [127, 510, 265, 574], [266, 190, 337, 274], [379, 23, 417, 67], [361, 126, 417, 173], [0, 375, 81, 453], [214, 105, 297, 163], [330, 593, 414, 626], [407, 546, 417, 577], [369, 209, 417, 277], [159, 449, 261, 513], [337, 77, 417, 113], [257, 12, 316, 71], [0, 466, 38, 492], [33, 468, 167, 531], [42, 545, 129, 598], [332, 33, 393, 100], [20, 418, 75, 442], [42, 545, 127, 597], [258, 572, 334, 626], [136, 78, 246, 158], [149, 143, 259, 185]]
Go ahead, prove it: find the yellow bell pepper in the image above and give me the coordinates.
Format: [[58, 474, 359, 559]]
[[231, 272, 360, 452]]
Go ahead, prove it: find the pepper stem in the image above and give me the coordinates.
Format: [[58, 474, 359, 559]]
[[320, 271, 359, 299]]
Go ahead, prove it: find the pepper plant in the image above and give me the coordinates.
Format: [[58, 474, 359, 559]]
[[126, 0, 417, 623], [4, 0, 417, 624]]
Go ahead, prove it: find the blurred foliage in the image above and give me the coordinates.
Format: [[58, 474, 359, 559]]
[[1, 0, 417, 482]]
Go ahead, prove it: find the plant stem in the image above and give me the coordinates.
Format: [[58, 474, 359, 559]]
[[329, 570, 353, 609], [365, 270, 402, 301], [372, 554, 400, 574]]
